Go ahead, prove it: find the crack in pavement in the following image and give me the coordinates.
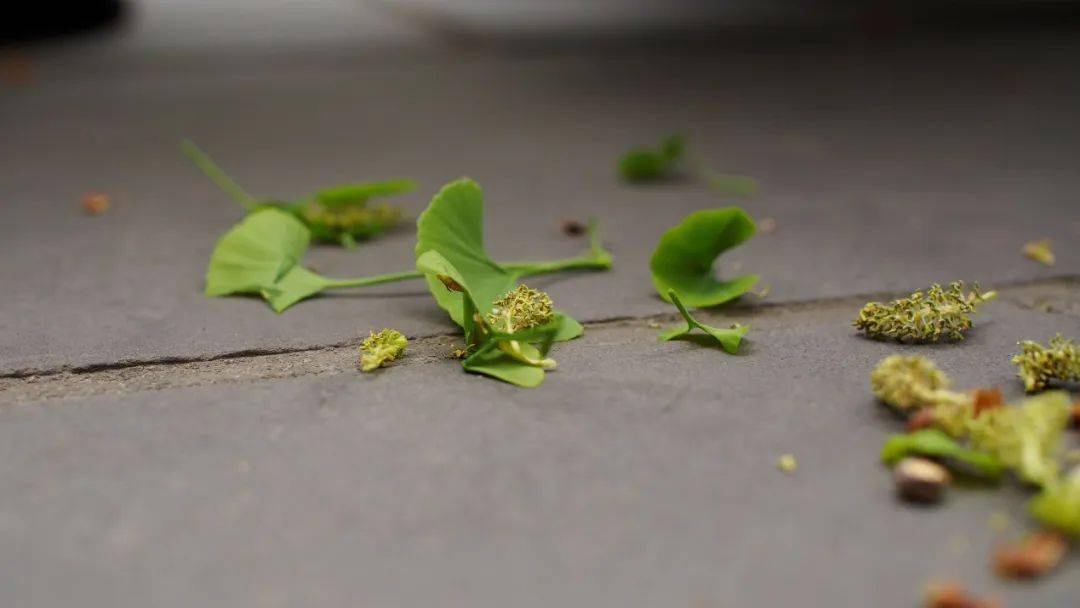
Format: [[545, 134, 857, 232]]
[[2, 276, 1077, 405]]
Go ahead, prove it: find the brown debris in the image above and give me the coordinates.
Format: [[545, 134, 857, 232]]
[[758, 217, 776, 233], [993, 531, 1067, 580], [560, 220, 586, 236], [924, 582, 1000, 608], [80, 192, 110, 215], [972, 387, 1004, 418], [907, 408, 939, 432], [1070, 400, 1080, 429]]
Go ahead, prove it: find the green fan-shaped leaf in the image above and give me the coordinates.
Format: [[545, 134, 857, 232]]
[[205, 208, 332, 312], [650, 207, 759, 308], [415, 179, 519, 322], [659, 290, 747, 354]]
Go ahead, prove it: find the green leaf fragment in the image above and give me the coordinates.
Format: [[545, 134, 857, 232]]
[[618, 135, 684, 182], [881, 429, 1004, 480], [659, 290, 747, 354], [650, 207, 759, 308], [966, 390, 1072, 487], [1030, 468, 1080, 536]]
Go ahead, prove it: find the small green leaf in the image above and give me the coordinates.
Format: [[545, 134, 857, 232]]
[[618, 135, 684, 182], [462, 342, 547, 388], [650, 208, 759, 308], [314, 180, 416, 208], [880, 429, 1003, 480], [1030, 469, 1080, 536], [659, 290, 747, 354], [205, 208, 333, 312]]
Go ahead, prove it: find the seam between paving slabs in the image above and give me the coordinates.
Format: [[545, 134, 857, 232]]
[[1, 276, 1077, 405]]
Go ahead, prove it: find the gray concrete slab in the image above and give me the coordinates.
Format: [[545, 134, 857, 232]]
[[2, 35, 1079, 374], [0, 284, 1078, 607]]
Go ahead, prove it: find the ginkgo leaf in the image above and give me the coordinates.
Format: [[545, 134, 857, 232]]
[[659, 290, 748, 354], [205, 208, 332, 312], [415, 179, 517, 323], [650, 207, 759, 308]]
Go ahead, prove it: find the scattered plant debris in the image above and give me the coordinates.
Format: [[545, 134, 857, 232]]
[[360, 329, 407, 372], [1011, 335, 1080, 393], [1022, 238, 1055, 266], [415, 180, 608, 387], [183, 139, 414, 248], [881, 429, 1003, 480], [204, 180, 611, 313], [993, 531, 1067, 579], [855, 282, 995, 343]]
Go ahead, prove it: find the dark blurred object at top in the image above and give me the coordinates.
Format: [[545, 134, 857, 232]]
[[0, 0, 123, 44]]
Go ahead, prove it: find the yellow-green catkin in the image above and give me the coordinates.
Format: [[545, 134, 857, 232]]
[[854, 282, 995, 343], [1012, 335, 1080, 393], [360, 329, 407, 372]]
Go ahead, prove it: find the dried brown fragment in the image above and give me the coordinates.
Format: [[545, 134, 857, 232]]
[[758, 217, 776, 233], [80, 192, 110, 215], [972, 387, 1004, 418], [436, 274, 464, 292], [924, 582, 999, 608], [894, 457, 950, 504], [993, 531, 1067, 580], [560, 220, 586, 236], [1070, 400, 1080, 429], [907, 408, 939, 432]]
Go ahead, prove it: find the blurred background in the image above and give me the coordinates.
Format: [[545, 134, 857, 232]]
[[4, 1, 1080, 56]]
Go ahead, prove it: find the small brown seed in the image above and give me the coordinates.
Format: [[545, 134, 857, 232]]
[[924, 582, 1000, 608], [993, 531, 1067, 580], [80, 192, 110, 215], [560, 220, 586, 236], [894, 457, 950, 504]]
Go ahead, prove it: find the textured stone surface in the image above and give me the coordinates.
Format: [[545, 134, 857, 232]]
[[2, 18, 1079, 608], [1, 287, 1078, 607], [2, 35, 1078, 373]]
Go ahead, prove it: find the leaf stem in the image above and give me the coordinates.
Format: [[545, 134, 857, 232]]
[[181, 139, 260, 211], [323, 270, 422, 289]]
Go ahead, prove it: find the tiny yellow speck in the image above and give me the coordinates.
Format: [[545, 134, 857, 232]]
[[1023, 238, 1055, 266], [777, 454, 797, 474], [646, 320, 661, 329]]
